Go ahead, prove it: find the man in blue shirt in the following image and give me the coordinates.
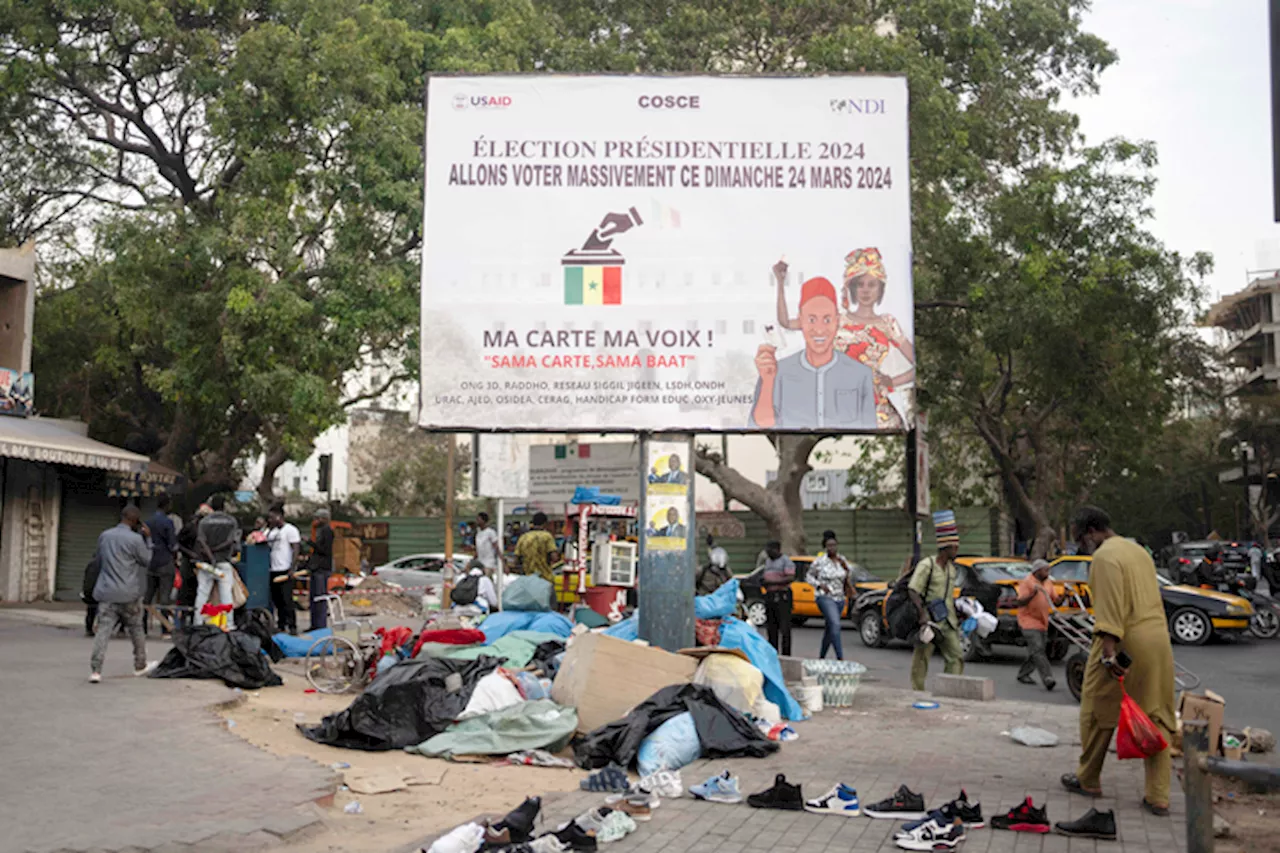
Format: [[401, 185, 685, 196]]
[[144, 493, 179, 636]]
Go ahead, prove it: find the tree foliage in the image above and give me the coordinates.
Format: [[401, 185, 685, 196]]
[[8, 0, 424, 498]]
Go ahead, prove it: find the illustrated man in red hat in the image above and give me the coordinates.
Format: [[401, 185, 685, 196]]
[[750, 277, 875, 429]]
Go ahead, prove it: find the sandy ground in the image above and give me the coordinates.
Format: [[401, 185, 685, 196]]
[[216, 659, 585, 853], [1213, 776, 1280, 853]]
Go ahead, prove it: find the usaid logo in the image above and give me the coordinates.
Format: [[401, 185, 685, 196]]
[[830, 98, 887, 116], [453, 94, 513, 110]]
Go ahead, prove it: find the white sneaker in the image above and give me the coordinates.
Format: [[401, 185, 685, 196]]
[[89, 673, 102, 684], [895, 816, 966, 851], [134, 661, 160, 677], [634, 770, 682, 799]]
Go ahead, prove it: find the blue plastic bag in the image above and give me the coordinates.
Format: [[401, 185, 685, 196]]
[[718, 617, 807, 722], [961, 616, 978, 636], [694, 578, 739, 620], [636, 711, 701, 776]]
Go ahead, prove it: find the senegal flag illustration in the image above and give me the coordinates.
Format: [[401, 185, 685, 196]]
[[563, 264, 622, 305]]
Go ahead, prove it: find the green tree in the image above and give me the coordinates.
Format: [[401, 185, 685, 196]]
[[8, 0, 425, 499]]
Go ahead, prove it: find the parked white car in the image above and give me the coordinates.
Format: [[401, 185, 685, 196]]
[[371, 553, 470, 593]]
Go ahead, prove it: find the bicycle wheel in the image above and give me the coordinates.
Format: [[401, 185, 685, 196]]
[[305, 635, 362, 694]]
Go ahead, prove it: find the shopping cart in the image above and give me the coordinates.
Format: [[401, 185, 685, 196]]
[[1052, 584, 1200, 702]]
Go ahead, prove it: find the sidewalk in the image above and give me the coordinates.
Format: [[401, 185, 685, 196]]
[[0, 614, 336, 853], [418, 683, 1186, 853]]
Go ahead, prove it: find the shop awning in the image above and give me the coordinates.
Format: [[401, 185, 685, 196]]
[[0, 416, 149, 473]]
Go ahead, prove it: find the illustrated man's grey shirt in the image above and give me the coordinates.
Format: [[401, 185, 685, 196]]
[[750, 350, 875, 429]]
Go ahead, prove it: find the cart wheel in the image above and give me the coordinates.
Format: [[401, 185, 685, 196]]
[[305, 635, 362, 694], [1066, 650, 1087, 702]]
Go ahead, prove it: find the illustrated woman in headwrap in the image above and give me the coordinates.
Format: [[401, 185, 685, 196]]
[[774, 248, 915, 429]]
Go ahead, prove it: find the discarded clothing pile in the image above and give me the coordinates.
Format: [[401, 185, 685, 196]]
[[415, 630, 565, 673], [301, 656, 499, 750], [150, 625, 283, 689], [573, 683, 778, 771]]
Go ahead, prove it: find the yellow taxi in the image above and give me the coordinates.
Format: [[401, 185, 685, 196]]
[[740, 555, 887, 627], [1047, 555, 1253, 645]]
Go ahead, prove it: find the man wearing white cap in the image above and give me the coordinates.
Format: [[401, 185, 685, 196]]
[[908, 510, 964, 691]]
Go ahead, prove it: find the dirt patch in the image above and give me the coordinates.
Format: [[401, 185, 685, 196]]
[[1213, 776, 1280, 853], [217, 660, 585, 852]]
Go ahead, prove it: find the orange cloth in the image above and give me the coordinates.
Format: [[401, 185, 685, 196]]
[[1016, 574, 1055, 631]]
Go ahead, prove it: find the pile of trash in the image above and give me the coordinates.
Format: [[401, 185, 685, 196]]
[[340, 575, 422, 619], [296, 577, 809, 798]]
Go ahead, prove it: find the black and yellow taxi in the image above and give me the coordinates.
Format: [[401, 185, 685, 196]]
[[1047, 555, 1254, 645], [740, 555, 887, 627]]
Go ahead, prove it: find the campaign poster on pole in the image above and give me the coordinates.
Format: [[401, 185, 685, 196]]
[[644, 439, 690, 552], [421, 75, 913, 433]]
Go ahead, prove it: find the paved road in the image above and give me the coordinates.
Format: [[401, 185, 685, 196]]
[[781, 622, 1280, 737], [0, 614, 334, 853]]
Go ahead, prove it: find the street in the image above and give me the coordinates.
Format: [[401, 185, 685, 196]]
[[784, 623, 1280, 738]]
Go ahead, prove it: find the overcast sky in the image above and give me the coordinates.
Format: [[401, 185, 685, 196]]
[[1070, 0, 1275, 305]]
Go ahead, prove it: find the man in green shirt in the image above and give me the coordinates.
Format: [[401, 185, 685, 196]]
[[908, 511, 964, 690]]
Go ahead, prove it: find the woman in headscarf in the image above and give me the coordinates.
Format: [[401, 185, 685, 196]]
[[774, 248, 915, 429]]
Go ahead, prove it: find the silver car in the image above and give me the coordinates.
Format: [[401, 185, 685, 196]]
[[371, 553, 469, 594]]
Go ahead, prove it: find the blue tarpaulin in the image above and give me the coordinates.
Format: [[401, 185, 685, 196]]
[[272, 627, 332, 657], [571, 486, 621, 505], [480, 610, 574, 643]]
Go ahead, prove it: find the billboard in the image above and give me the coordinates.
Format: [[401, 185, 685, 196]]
[[421, 75, 913, 432]]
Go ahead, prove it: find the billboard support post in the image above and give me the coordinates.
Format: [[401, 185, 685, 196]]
[[905, 427, 920, 564], [638, 433, 696, 652]]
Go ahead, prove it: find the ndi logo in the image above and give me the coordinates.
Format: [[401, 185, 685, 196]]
[[454, 94, 513, 110], [830, 98, 887, 115]]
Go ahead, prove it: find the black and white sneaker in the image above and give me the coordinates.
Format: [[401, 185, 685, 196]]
[[895, 815, 966, 850], [863, 784, 928, 820], [896, 788, 982, 832]]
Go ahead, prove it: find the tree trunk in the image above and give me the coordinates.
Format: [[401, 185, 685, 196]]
[[257, 443, 291, 505], [694, 434, 828, 556], [973, 413, 1057, 559]]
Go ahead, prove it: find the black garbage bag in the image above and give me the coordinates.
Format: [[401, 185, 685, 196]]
[[573, 683, 778, 770], [150, 625, 283, 689], [531, 639, 566, 678], [300, 655, 500, 751], [237, 608, 285, 662]]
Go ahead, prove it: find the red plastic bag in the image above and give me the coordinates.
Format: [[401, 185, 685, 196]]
[[1116, 676, 1169, 759]]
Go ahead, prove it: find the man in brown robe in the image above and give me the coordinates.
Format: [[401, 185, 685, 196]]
[[1062, 506, 1176, 814]]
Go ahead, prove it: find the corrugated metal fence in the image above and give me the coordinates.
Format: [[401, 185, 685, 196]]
[[365, 507, 998, 579]]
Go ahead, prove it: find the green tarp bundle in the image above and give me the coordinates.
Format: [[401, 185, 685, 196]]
[[407, 700, 578, 760]]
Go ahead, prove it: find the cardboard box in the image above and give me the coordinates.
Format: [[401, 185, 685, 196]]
[[552, 633, 698, 733], [1178, 689, 1226, 756]]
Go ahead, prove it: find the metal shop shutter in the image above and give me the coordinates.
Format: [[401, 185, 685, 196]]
[[54, 486, 121, 601]]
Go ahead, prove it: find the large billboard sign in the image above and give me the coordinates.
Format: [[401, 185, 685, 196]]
[[420, 75, 913, 433]]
